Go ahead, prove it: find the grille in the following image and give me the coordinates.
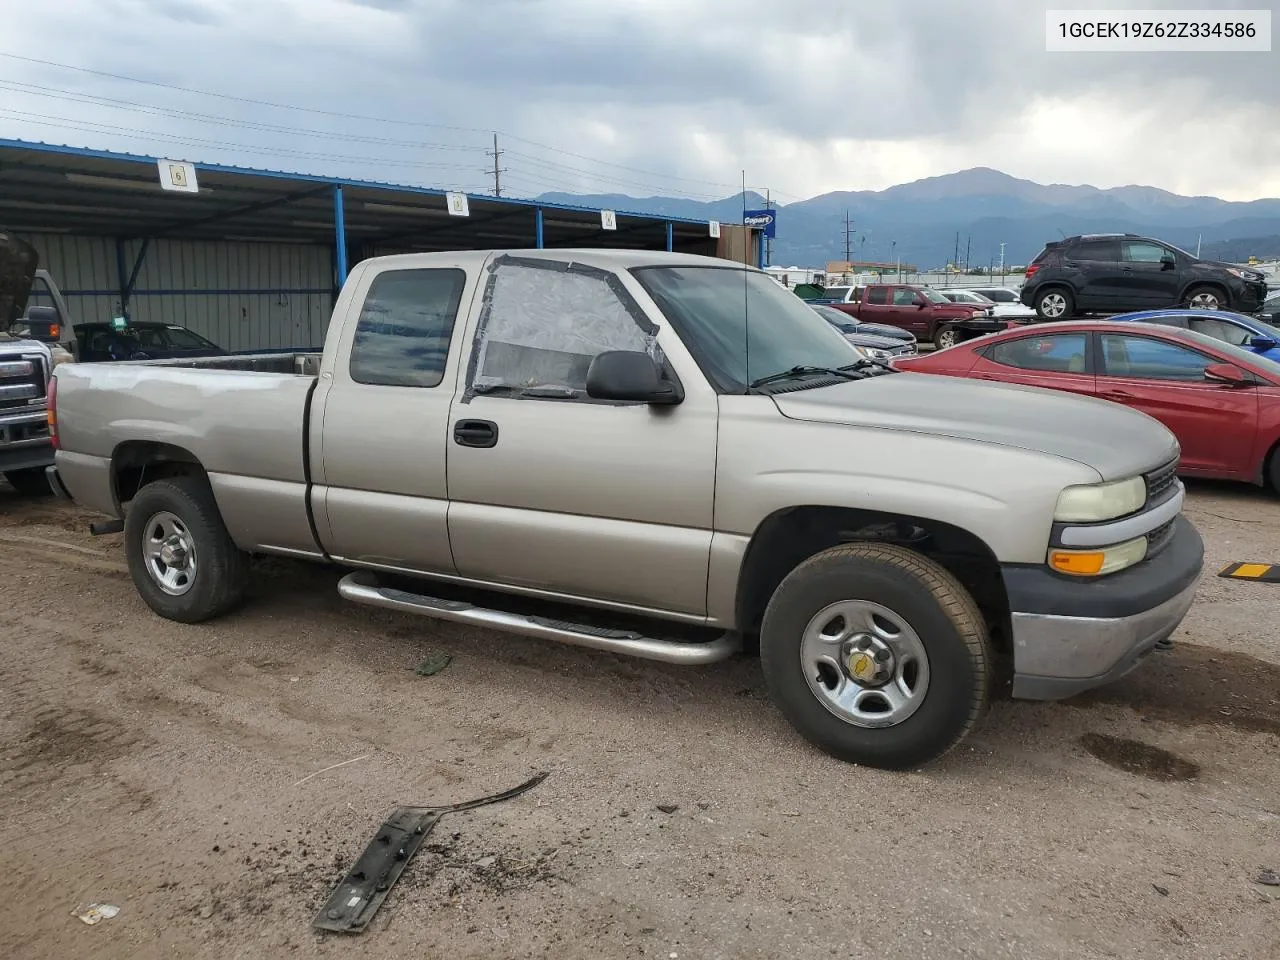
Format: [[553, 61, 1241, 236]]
[[0, 353, 47, 412], [1146, 517, 1176, 556], [1144, 459, 1178, 504]]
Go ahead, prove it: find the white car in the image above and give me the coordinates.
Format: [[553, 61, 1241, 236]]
[[943, 289, 1035, 319]]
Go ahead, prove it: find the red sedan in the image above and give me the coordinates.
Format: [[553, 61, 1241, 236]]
[[894, 320, 1280, 492]]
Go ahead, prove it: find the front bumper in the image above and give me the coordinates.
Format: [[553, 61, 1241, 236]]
[[1004, 516, 1203, 700], [0, 410, 53, 472]]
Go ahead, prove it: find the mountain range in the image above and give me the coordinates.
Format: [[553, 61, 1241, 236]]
[[536, 167, 1280, 269]]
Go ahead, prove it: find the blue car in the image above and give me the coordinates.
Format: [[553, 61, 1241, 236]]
[[1107, 308, 1280, 363]]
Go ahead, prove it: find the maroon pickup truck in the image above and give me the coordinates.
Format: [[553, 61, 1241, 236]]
[[825, 284, 1012, 348]]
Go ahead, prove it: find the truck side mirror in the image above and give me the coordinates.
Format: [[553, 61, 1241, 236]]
[[586, 350, 683, 405], [15, 305, 63, 343]]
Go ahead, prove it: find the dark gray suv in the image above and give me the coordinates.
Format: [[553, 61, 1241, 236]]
[[1020, 233, 1269, 320]]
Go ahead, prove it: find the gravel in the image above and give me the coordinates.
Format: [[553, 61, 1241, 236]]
[[1, 479, 1276, 959]]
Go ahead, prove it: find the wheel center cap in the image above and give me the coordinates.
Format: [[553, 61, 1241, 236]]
[[159, 537, 189, 569], [844, 634, 894, 687]]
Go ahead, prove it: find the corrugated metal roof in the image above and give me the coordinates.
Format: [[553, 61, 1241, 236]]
[[0, 138, 723, 254]]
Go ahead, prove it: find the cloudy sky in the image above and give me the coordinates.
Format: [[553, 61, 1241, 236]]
[[0, 0, 1276, 204]]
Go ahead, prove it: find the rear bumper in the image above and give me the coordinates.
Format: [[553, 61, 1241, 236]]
[[1004, 517, 1203, 699]]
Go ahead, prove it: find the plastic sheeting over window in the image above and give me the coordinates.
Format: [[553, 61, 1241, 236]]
[[473, 261, 652, 393]]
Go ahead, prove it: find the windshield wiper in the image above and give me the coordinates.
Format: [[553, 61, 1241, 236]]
[[844, 357, 898, 374], [749, 365, 864, 389]]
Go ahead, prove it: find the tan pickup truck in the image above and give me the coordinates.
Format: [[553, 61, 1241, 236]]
[[47, 249, 1204, 769]]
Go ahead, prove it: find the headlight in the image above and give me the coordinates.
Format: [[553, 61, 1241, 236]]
[[1054, 476, 1145, 522], [1227, 267, 1262, 282], [1049, 536, 1148, 576]]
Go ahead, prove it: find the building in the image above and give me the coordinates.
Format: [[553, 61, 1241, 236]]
[[1, 139, 762, 351]]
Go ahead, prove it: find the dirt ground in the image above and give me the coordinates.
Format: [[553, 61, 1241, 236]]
[[1, 481, 1277, 960]]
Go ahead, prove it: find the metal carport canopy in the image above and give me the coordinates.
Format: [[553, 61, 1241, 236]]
[[0, 139, 725, 264]]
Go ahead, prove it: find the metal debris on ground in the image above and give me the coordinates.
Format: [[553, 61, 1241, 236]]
[[655, 804, 679, 814], [1257, 868, 1280, 886], [312, 771, 549, 935], [414, 653, 453, 676], [75, 904, 120, 925]]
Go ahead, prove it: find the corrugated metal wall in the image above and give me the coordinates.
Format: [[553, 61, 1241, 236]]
[[19, 233, 334, 351]]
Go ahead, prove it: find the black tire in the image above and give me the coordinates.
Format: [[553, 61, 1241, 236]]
[[124, 475, 249, 623], [3, 468, 53, 496], [759, 542, 992, 770], [934, 325, 960, 350], [1185, 285, 1228, 311], [1034, 287, 1074, 320]]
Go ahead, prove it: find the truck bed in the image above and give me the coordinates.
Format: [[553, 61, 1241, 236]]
[[52, 353, 323, 553], [131, 351, 324, 376]]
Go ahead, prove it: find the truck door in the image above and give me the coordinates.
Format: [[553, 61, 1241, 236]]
[[312, 261, 479, 573], [444, 255, 717, 616], [892, 287, 930, 335]]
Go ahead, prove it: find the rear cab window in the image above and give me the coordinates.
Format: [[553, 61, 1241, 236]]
[[349, 268, 467, 387]]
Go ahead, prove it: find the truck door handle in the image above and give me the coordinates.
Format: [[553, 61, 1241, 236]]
[[453, 419, 498, 448], [1099, 389, 1133, 401]]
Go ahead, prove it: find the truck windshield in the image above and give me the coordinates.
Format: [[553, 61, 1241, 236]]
[[634, 266, 863, 392]]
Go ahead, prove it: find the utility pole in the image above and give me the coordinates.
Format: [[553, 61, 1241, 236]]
[[844, 211, 852, 267], [765, 188, 773, 268], [964, 235, 972, 272], [953, 231, 960, 271], [999, 241, 1007, 281], [486, 133, 506, 197]]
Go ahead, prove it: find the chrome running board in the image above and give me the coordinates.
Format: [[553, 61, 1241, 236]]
[[337, 572, 740, 665]]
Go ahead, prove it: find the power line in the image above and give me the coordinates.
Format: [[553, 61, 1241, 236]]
[[0, 108, 488, 175], [0, 51, 800, 199], [0, 75, 757, 202], [0, 78, 486, 152]]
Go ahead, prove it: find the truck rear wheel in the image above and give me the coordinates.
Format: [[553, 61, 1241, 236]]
[[3, 468, 53, 497], [759, 542, 991, 770], [124, 476, 249, 623]]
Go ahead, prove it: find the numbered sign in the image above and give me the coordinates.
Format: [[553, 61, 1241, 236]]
[[157, 159, 199, 194], [708, 220, 721, 238], [446, 192, 470, 217], [600, 209, 617, 231]]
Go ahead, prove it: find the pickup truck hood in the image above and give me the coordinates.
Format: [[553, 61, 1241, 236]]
[[772, 372, 1179, 481]]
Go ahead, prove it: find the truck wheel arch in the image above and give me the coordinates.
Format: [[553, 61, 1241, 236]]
[[111, 440, 208, 513], [734, 505, 1011, 658]]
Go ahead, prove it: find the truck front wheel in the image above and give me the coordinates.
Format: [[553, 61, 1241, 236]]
[[759, 543, 992, 769], [124, 476, 249, 623], [934, 324, 961, 349]]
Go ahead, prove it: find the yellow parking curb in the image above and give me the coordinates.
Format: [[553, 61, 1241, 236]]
[[1217, 562, 1280, 582]]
